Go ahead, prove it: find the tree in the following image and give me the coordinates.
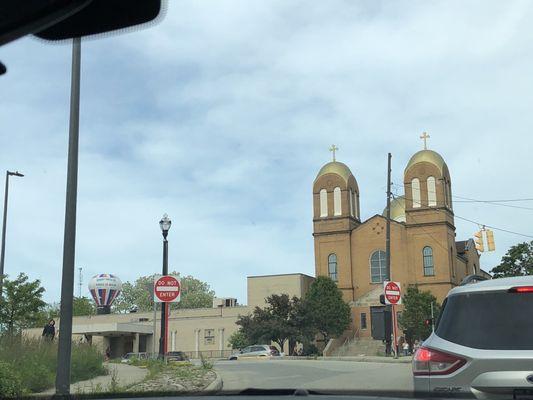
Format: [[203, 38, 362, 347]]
[[227, 330, 250, 350], [112, 272, 215, 312], [0, 273, 46, 334], [398, 286, 440, 341], [72, 296, 96, 316], [236, 294, 303, 350], [490, 241, 533, 278], [302, 276, 351, 344]]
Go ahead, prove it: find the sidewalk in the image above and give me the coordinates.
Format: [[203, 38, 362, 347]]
[[38, 362, 148, 395], [281, 355, 412, 364], [321, 355, 412, 363]]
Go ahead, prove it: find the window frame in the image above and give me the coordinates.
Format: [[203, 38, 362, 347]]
[[423, 246, 435, 276], [360, 313, 367, 330], [333, 187, 342, 216], [328, 253, 338, 282], [369, 250, 387, 283], [427, 176, 437, 207], [319, 189, 328, 217], [411, 178, 421, 208]]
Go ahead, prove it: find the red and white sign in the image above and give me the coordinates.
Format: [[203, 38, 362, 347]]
[[383, 281, 402, 305], [154, 275, 181, 303]]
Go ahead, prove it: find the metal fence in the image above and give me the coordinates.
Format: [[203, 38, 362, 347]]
[[183, 350, 234, 359]]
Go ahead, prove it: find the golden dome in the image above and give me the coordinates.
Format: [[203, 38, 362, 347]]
[[315, 161, 353, 184], [382, 196, 406, 222], [405, 149, 446, 174]]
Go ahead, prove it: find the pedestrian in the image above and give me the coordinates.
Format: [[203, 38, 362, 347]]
[[402, 341, 409, 356], [105, 346, 111, 361], [42, 319, 56, 341]]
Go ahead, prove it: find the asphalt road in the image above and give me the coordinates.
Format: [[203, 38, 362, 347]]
[[214, 359, 413, 394]]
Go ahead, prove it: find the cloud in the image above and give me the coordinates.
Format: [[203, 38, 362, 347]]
[[1, 0, 532, 304]]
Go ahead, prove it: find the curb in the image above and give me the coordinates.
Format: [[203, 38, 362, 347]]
[[203, 370, 223, 394], [319, 356, 412, 364]]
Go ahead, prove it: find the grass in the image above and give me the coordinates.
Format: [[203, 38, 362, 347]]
[[0, 334, 106, 397]]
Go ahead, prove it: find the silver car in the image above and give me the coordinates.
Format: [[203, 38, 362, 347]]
[[229, 345, 280, 360], [413, 276, 533, 399]]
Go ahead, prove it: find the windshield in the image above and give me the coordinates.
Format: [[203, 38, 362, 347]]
[[1, 1, 533, 399], [436, 291, 533, 350]]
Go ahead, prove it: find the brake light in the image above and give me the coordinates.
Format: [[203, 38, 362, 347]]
[[509, 286, 533, 293], [413, 347, 466, 376]]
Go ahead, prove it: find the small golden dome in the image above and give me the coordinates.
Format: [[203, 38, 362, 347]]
[[405, 149, 446, 174], [382, 196, 406, 222], [315, 161, 353, 184]]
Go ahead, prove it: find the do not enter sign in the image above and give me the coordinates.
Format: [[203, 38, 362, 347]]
[[154, 275, 181, 303], [383, 281, 402, 305]]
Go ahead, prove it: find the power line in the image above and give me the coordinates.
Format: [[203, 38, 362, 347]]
[[391, 193, 533, 239]]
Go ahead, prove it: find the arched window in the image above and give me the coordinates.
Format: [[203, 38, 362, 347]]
[[427, 176, 437, 207], [355, 192, 360, 219], [447, 182, 453, 210], [370, 250, 387, 283], [328, 254, 338, 282], [411, 178, 421, 208], [320, 189, 328, 217], [423, 246, 434, 276], [349, 189, 354, 217], [333, 187, 342, 216]]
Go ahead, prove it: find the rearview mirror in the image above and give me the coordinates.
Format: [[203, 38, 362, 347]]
[[34, 0, 162, 41]]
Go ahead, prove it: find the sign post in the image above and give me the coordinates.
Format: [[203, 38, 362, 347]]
[[154, 275, 181, 356], [383, 281, 402, 358]]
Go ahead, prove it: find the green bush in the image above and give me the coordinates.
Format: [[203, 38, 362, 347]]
[[0, 361, 23, 398], [0, 335, 105, 394]]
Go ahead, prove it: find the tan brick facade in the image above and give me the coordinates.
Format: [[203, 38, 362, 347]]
[[313, 149, 481, 339]]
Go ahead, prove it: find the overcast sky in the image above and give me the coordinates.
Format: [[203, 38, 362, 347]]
[[1, 0, 532, 304]]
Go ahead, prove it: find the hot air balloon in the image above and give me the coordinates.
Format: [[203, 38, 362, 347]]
[[88, 274, 122, 314]]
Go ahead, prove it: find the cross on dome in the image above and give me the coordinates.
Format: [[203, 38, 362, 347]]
[[329, 144, 339, 161], [420, 132, 430, 150]]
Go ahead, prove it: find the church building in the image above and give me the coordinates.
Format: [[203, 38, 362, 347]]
[[312, 139, 480, 340]]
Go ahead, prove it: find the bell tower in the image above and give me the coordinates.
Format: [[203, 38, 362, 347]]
[[403, 134, 458, 285], [313, 145, 360, 301]]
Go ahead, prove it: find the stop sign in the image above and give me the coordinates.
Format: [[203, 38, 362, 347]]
[[383, 281, 402, 305], [154, 275, 181, 303]]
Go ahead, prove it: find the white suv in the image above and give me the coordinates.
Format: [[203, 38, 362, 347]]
[[413, 276, 533, 399], [229, 345, 280, 360]]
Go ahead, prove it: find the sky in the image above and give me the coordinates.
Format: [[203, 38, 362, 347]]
[[1, 0, 532, 305]]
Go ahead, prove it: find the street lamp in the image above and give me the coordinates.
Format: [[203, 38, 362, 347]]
[[0, 170, 24, 296], [158, 213, 171, 357]]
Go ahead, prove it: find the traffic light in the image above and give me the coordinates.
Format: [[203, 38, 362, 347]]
[[486, 229, 496, 251], [474, 230, 484, 252]]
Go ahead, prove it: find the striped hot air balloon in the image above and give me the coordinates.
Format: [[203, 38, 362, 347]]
[[88, 274, 122, 314]]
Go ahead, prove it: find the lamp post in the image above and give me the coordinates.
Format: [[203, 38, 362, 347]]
[[158, 213, 171, 357], [0, 170, 24, 296]]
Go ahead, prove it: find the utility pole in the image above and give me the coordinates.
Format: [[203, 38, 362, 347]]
[[56, 37, 81, 396], [385, 153, 398, 358], [431, 302, 435, 332], [385, 153, 392, 281], [0, 170, 24, 297], [78, 267, 83, 298]]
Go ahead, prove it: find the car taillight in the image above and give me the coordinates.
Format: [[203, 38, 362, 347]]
[[413, 347, 466, 376], [509, 286, 533, 293]]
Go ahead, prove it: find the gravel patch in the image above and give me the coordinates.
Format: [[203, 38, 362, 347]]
[[127, 364, 216, 393]]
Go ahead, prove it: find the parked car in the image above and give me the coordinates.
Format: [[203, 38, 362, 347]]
[[413, 276, 533, 399], [229, 345, 281, 360], [166, 351, 189, 362], [121, 352, 149, 364]]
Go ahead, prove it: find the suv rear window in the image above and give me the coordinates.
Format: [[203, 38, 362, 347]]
[[436, 291, 533, 350]]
